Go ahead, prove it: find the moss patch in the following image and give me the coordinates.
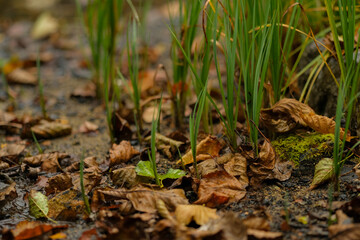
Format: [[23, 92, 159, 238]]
[[272, 132, 335, 166]]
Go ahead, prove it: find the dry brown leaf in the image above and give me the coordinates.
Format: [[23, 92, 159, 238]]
[[223, 153, 248, 188], [301, 112, 351, 141], [175, 204, 219, 226], [45, 173, 73, 195], [70, 82, 96, 98], [261, 98, 314, 133], [247, 229, 283, 240], [31, 12, 59, 39], [110, 166, 139, 188], [249, 141, 293, 185], [98, 187, 188, 213], [145, 133, 184, 159], [243, 217, 270, 231], [24, 153, 69, 173], [48, 189, 84, 221], [109, 141, 139, 167], [0, 182, 17, 206], [78, 121, 98, 133], [72, 171, 101, 194], [111, 112, 133, 141], [31, 120, 72, 139], [6, 68, 37, 85], [178, 135, 223, 165], [191, 158, 218, 177], [329, 223, 360, 240], [0, 161, 10, 170], [0, 143, 26, 165], [194, 170, 246, 207], [2, 221, 68, 240]]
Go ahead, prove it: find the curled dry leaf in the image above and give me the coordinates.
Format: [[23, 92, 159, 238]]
[[194, 170, 246, 207], [110, 166, 139, 188], [145, 133, 184, 159], [7, 68, 37, 85], [45, 173, 73, 195], [260, 98, 314, 133], [98, 187, 188, 213], [0, 182, 17, 206], [48, 189, 85, 221], [222, 153, 248, 188], [301, 112, 351, 141], [178, 135, 223, 165], [78, 121, 98, 133], [1, 221, 68, 240], [109, 141, 140, 167], [249, 141, 293, 185], [175, 204, 219, 226], [328, 223, 360, 240], [70, 82, 96, 98], [24, 153, 69, 173], [0, 143, 26, 165], [309, 158, 334, 190], [30, 120, 72, 139], [31, 12, 59, 40], [72, 170, 101, 195], [111, 112, 132, 141], [191, 159, 218, 177]]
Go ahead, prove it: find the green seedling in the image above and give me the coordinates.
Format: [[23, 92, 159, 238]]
[[80, 150, 91, 214], [31, 130, 43, 154], [325, 0, 360, 191]]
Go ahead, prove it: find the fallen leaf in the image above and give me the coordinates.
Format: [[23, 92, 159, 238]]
[[175, 204, 219, 226], [191, 158, 218, 177], [111, 112, 132, 141], [309, 158, 334, 190], [45, 173, 73, 195], [72, 170, 101, 194], [30, 120, 72, 139], [78, 121, 98, 133], [178, 135, 223, 165], [79, 228, 101, 240], [24, 153, 69, 173], [50, 232, 67, 239], [195, 170, 246, 207], [70, 82, 96, 98], [29, 189, 51, 220], [111, 166, 139, 188], [249, 141, 293, 185], [261, 98, 314, 132], [98, 187, 188, 213], [329, 223, 360, 240], [109, 141, 139, 167], [2, 221, 68, 240], [6, 68, 37, 85], [0, 182, 17, 206], [48, 189, 84, 220], [31, 12, 59, 40], [302, 112, 351, 141], [222, 153, 248, 187], [247, 229, 283, 240], [145, 133, 184, 159], [341, 196, 360, 222], [0, 143, 26, 165]]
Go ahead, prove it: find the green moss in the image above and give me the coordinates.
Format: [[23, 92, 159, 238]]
[[272, 132, 336, 166]]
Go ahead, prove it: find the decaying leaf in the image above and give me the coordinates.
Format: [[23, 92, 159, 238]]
[[1, 221, 68, 240], [249, 141, 293, 185], [0, 143, 26, 165], [24, 153, 69, 173], [6, 68, 37, 85], [309, 158, 334, 190], [301, 112, 351, 141], [195, 170, 246, 207], [221, 153, 248, 187], [48, 189, 84, 220], [29, 189, 51, 220], [111, 112, 132, 141], [175, 204, 219, 226], [79, 228, 101, 240], [109, 141, 139, 167], [30, 120, 72, 139], [178, 135, 223, 165], [71, 82, 96, 98], [145, 133, 184, 159], [98, 187, 188, 213], [78, 121, 98, 133], [260, 98, 314, 132], [0, 182, 17, 206], [45, 173, 73, 195], [31, 12, 59, 39], [329, 223, 360, 240], [111, 166, 139, 188], [191, 158, 218, 177], [72, 170, 101, 194], [261, 98, 352, 141]]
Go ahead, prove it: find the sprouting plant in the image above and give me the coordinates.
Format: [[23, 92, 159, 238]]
[[189, 88, 207, 179], [168, 0, 202, 128], [80, 150, 91, 214], [149, 96, 162, 186], [31, 130, 43, 154], [325, 0, 360, 191], [36, 52, 47, 119], [103, 53, 114, 143]]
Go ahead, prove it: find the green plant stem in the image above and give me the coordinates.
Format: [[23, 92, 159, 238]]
[[80, 150, 91, 214]]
